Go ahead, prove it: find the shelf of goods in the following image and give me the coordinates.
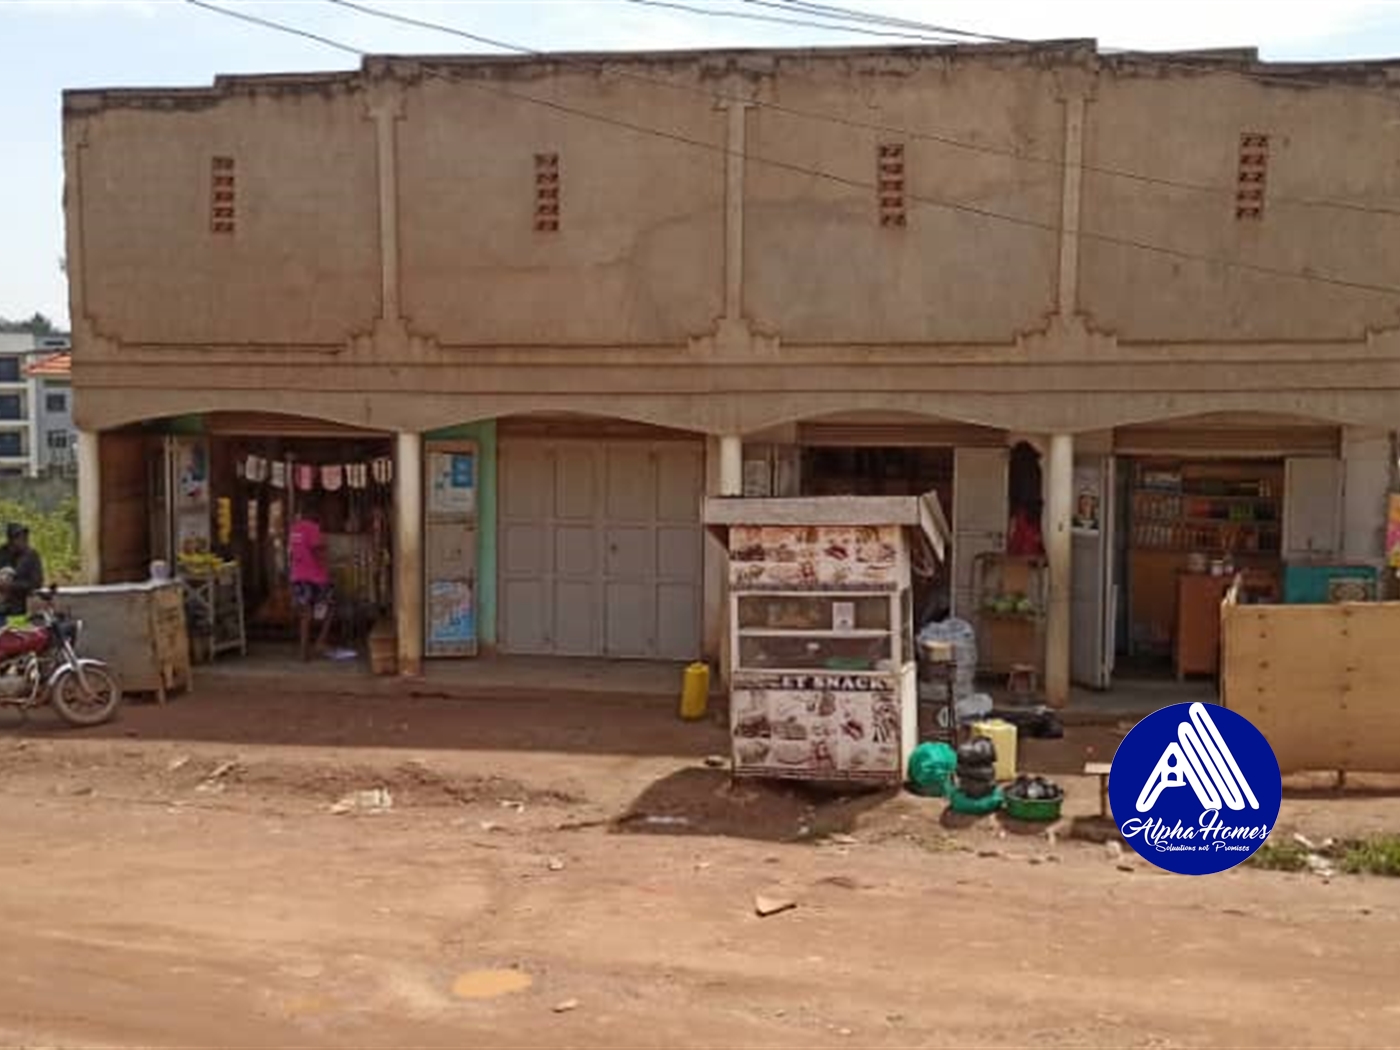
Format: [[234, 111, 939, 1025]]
[[180, 559, 247, 663], [1131, 467, 1281, 555], [972, 553, 1046, 677], [1129, 463, 1283, 656], [705, 495, 950, 786]]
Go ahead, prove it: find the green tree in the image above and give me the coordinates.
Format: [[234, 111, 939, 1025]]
[[0, 313, 56, 335], [0, 498, 80, 584]]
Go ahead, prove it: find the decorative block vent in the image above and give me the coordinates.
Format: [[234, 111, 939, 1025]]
[[210, 155, 236, 234], [877, 143, 907, 227], [534, 152, 560, 232], [1236, 133, 1268, 220]]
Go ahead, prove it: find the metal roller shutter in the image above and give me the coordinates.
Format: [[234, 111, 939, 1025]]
[[498, 436, 704, 659]]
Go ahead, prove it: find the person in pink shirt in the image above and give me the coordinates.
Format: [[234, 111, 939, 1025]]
[[288, 498, 333, 661]]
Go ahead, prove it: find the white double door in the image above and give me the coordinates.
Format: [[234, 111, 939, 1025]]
[[499, 438, 704, 659]]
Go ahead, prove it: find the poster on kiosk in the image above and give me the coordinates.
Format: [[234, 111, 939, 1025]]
[[425, 443, 479, 657]]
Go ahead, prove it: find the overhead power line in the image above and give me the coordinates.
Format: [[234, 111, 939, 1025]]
[[764, 0, 1400, 105], [748, 0, 1002, 41], [183, 0, 1400, 298], [618, 0, 963, 44], [326, 0, 1400, 222]]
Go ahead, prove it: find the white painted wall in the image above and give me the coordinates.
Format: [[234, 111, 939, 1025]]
[[1341, 426, 1392, 568]]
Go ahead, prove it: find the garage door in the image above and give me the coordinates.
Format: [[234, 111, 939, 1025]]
[[499, 438, 704, 659]]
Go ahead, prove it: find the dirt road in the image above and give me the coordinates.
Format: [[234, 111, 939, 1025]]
[[2, 687, 1398, 1048]]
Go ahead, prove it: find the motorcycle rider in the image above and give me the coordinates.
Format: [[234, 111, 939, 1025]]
[[0, 523, 44, 619]]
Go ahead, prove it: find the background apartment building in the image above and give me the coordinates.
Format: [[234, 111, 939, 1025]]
[[0, 330, 74, 478]]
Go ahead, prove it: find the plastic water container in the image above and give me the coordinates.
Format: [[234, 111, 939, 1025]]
[[970, 719, 1018, 782], [680, 662, 710, 721]]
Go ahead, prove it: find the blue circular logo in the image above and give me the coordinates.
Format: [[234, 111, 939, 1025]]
[[1109, 702, 1281, 875]]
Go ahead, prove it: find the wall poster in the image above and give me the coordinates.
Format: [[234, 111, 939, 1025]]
[[731, 671, 901, 781], [1387, 493, 1400, 569], [1072, 463, 1101, 535], [427, 579, 476, 648], [728, 524, 900, 590], [429, 450, 477, 517]]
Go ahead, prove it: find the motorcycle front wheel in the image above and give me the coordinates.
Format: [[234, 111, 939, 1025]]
[[51, 664, 122, 727]]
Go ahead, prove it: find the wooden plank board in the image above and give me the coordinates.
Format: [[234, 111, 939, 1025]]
[[1221, 600, 1400, 774]]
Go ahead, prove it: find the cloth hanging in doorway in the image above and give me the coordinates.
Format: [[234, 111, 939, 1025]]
[[372, 456, 393, 487], [270, 461, 287, 489], [346, 462, 368, 490], [245, 455, 267, 484], [321, 464, 344, 491], [295, 464, 315, 492]]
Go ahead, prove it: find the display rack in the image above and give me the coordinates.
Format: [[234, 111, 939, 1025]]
[[1128, 460, 1285, 657], [181, 561, 247, 662], [972, 552, 1046, 677], [1131, 464, 1282, 555]]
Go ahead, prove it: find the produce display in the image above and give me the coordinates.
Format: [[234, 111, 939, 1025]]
[[981, 592, 1038, 618], [177, 552, 234, 577]]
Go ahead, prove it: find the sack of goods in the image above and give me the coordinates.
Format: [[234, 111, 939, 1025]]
[[954, 737, 999, 799], [916, 617, 977, 703]]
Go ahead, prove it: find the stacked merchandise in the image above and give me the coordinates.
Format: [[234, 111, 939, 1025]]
[[916, 618, 991, 724], [955, 737, 999, 799]]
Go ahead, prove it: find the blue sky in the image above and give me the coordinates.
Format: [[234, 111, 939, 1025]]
[[4, 0, 1399, 327]]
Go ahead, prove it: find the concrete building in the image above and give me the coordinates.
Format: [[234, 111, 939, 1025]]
[[26, 348, 75, 477], [0, 331, 71, 477], [62, 42, 1400, 701]]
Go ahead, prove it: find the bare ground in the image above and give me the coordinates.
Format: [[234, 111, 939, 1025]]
[[2, 685, 1399, 1049]]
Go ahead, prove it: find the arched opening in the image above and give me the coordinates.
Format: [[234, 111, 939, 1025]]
[[1106, 411, 1352, 687], [96, 411, 396, 664], [741, 412, 1009, 628], [452, 412, 709, 662]]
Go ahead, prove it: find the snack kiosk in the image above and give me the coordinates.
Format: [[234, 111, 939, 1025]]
[[703, 495, 948, 785]]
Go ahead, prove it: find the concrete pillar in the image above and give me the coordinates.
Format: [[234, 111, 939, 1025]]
[[1044, 432, 1074, 708], [394, 430, 424, 676], [719, 434, 743, 496], [76, 428, 101, 584], [1055, 95, 1087, 316]]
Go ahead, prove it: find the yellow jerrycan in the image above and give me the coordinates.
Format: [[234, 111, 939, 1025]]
[[680, 662, 710, 721]]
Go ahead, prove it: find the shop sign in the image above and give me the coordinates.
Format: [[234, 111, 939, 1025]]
[[735, 671, 894, 693], [429, 451, 477, 518], [728, 524, 900, 589], [731, 680, 903, 781]]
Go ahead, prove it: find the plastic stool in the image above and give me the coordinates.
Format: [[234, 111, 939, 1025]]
[[1007, 663, 1038, 697]]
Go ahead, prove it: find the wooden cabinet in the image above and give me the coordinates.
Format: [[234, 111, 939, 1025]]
[[1175, 574, 1232, 680], [49, 582, 192, 703]]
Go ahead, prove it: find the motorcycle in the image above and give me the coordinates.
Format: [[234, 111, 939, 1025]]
[[0, 586, 122, 726]]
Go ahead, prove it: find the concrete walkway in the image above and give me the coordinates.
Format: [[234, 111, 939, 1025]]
[[190, 644, 1200, 726]]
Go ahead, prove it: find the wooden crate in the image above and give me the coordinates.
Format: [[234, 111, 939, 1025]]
[[1221, 590, 1400, 774], [50, 582, 192, 703]]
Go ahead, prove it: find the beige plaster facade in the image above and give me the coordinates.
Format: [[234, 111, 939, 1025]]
[[61, 41, 1400, 695], [63, 41, 1400, 437]]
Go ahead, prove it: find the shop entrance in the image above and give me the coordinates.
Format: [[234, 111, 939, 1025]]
[[497, 419, 705, 661], [798, 445, 954, 623], [206, 429, 395, 651], [98, 414, 397, 661], [1117, 456, 1286, 680]]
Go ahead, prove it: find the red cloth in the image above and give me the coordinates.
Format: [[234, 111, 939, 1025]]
[[1007, 511, 1044, 557]]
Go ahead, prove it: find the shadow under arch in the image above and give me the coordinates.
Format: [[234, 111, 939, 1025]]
[[742, 406, 1013, 440]]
